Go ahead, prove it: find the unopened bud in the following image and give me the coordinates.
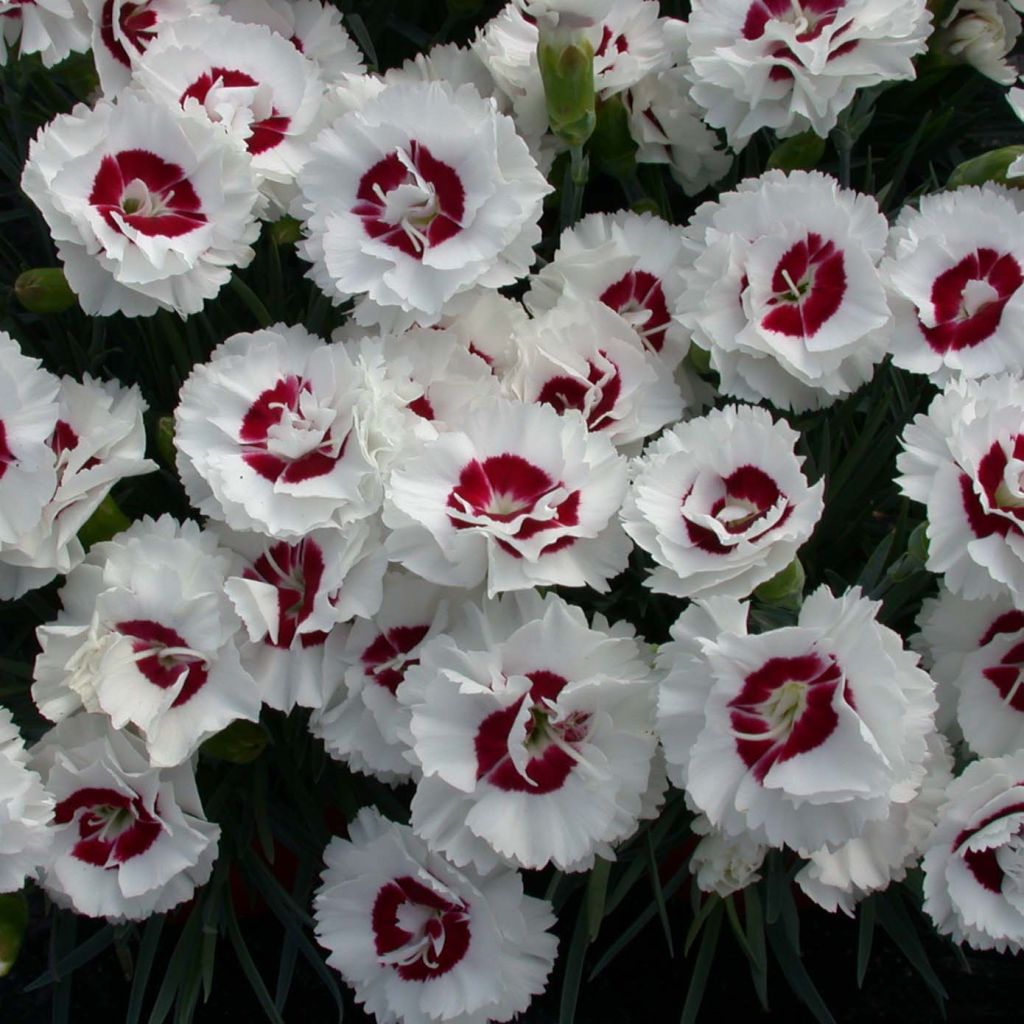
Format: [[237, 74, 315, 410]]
[[78, 495, 130, 550], [538, 38, 596, 149], [0, 893, 28, 978], [767, 131, 826, 172], [754, 558, 805, 607], [948, 146, 1024, 190], [268, 216, 302, 246], [15, 268, 76, 314]]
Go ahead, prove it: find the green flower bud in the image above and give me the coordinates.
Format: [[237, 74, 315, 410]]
[[907, 522, 929, 565], [0, 892, 28, 978], [754, 558, 806, 607], [77, 495, 130, 550], [201, 720, 268, 764], [590, 95, 638, 180], [767, 131, 827, 172], [14, 268, 76, 314], [538, 37, 596, 149], [687, 343, 712, 376], [948, 147, 1024, 190], [268, 216, 302, 246]]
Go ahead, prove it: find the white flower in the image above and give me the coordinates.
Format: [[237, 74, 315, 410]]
[[174, 323, 387, 539], [85, 0, 216, 95], [881, 186, 1024, 382], [621, 405, 824, 599], [383, 399, 630, 596], [314, 806, 557, 1024], [29, 714, 218, 921], [515, 0, 615, 31], [0, 331, 60, 548], [435, 290, 527, 379], [295, 81, 551, 326], [384, 42, 500, 105], [923, 752, 1024, 952], [132, 15, 324, 214], [400, 592, 659, 872], [934, 0, 1021, 85], [0, 0, 89, 67], [689, 813, 767, 898], [796, 733, 954, 915], [897, 374, 1024, 601], [656, 587, 936, 854], [624, 67, 733, 197], [0, 373, 155, 600], [32, 515, 260, 767], [311, 571, 463, 783], [21, 92, 262, 318], [220, 0, 365, 81], [680, 170, 892, 412], [509, 299, 684, 449], [217, 522, 387, 713], [525, 211, 693, 369], [0, 707, 54, 894], [685, 0, 932, 149]]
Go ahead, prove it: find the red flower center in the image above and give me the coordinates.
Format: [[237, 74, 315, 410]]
[[0, 421, 14, 481], [760, 232, 846, 339], [742, 0, 857, 80], [361, 625, 432, 694], [954, 802, 1024, 893], [55, 786, 162, 868], [599, 270, 670, 353], [961, 435, 1024, 540], [921, 248, 1023, 354], [475, 670, 590, 794], [446, 454, 581, 558], [116, 618, 209, 707], [728, 652, 848, 783], [371, 875, 471, 980], [238, 375, 349, 484], [537, 352, 622, 431], [353, 142, 465, 261], [180, 67, 291, 156], [244, 539, 329, 650], [100, 0, 159, 68], [89, 149, 207, 239], [982, 639, 1024, 713]]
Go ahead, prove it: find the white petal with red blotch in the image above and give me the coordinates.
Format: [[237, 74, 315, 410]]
[[399, 593, 658, 872], [175, 323, 388, 539], [0, 707, 54, 893], [796, 733, 954, 915], [0, 331, 59, 547], [29, 714, 218, 921], [680, 170, 892, 412], [384, 399, 630, 596], [685, 0, 932, 150], [21, 91, 262, 317], [882, 186, 1024, 382], [220, 0, 364, 81], [922, 752, 1024, 953], [0, 0, 90, 67], [509, 298, 685, 449], [622, 404, 824, 600], [897, 374, 1024, 602], [32, 516, 260, 767], [314, 807, 557, 1024], [955, 626, 1024, 757], [295, 81, 552, 324], [0, 373, 155, 600], [85, 0, 216, 96]]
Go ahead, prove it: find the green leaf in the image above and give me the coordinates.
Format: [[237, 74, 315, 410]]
[[585, 857, 612, 943], [645, 830, 675, 957], [684, 894, 721, 956], [767, 921, 836, 1024], [126, 916, 165, 1024], [875, 891, 947, 1012], [26, 923, 115, 991], [857, 896, 876, 988], [679, 902, 723, 1024], [558, 901, 590, 1024], [225, 897, 286, 1024], [147, 907, 203, 1024], [858, 531, 895, 592], [766, 131, 826, 171], [743, 887, 769, 1010], [229, 274, 273, 329]]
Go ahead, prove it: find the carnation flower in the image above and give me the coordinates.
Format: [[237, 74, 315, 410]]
[[383, 399, 630, 596], [508, 299, 684, 449], [685, 0, 933, 149], [311, 571, 462, 783], [0, 373, 155, 600], [796, 733, 954, 914], [881, 186, 1024, 382], [621, 404, 824, 599], [0, 331, 60, 548], [624, 67, 733, 197], [85, 0, 216, 95], [174, 324, 386, 539], [132, 15, 324, 213], [0, 707, 54, 893], [401, 592, 659, 872], [933, 0, 1020, 85], [897, 374, 1024, 601], [0, 0, 89, 67], [33, 515, 260, 767], [689, 813, 768, 898], [220, 0, 365, 81], [525, 211, 693, 368], [680, 170, 892, 411], [656, 587, 936, 854], [383, 42, 500, 104], [435, 290, 527, 380], [29, 714, 218, 921], [218, 522, 387, 713], [21, 91, 262, 318], [515, 0, 615, 30], [923, 751, 1024, 952], [295, 81, 551, 326], [314, 806, 557, 1024]]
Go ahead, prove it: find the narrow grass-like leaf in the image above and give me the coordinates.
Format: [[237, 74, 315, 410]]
[[126, 915, 164, 1024], [767, 922, 836, 1024], [558, 900, 590, 1024], [679, 902, 723, 1024], [684, 895, 721, 956], [744, 887, 769, 1010], [225, 897, 286, 1024], [876, 892, 947, 1012], [585, 857, 612, 943], [147, 906, 203, 1024], [27, 923, 115, 991], [229, 274, 273, 329], [645, 830, 675, 957], [857, 896, 876, 988]]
